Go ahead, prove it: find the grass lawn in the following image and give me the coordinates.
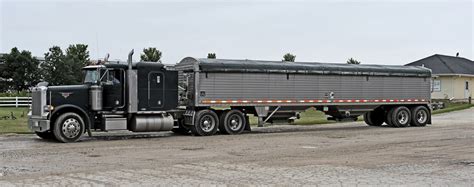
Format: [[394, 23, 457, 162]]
[[432, 103, 474, 115], [0, 103, 472, 134], [0, 107, 31, 134]]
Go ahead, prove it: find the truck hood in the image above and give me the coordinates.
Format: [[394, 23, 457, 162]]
[[47, 85, 90, 109]]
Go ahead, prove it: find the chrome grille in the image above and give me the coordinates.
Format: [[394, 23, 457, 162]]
[[31, 87, 46, 116]]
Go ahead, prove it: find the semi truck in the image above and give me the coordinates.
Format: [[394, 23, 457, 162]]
[[28, 50, 432, 142]]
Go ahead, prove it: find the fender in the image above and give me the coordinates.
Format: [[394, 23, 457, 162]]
[[51, 104, 92, 136]]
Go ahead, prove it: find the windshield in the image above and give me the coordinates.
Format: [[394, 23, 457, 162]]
[[83, 69, 100, 84]]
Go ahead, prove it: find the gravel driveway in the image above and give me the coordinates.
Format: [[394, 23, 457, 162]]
[[1, 108, 473, 186]]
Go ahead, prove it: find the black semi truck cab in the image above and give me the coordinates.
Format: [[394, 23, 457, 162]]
[[28, 50, 182, 142]]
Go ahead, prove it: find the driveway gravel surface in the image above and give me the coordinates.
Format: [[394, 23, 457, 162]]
[[0, 107, 473, 186]]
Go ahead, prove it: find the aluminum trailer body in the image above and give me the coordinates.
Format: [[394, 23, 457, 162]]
[[176, 57, 431, 127]]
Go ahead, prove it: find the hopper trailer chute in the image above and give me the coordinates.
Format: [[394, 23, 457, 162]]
[[28, 51, 432, 142]]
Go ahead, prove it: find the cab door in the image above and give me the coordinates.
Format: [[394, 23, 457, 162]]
[[102, 69, 124, 110], [147, 71, 164, 109]]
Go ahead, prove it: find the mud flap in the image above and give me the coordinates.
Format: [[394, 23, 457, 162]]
[[244, 115, 251, 131], [87, 118, 93, 137], [427, 112, 432, 125]]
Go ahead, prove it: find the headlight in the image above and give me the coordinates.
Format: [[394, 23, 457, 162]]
[[43, 105, 54, 111]]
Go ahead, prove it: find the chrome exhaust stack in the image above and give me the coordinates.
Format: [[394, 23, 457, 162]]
[[128, 49, 134, 70], [127, 49, 138, 113]]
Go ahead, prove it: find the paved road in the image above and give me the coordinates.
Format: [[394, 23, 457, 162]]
[[0, 108, 473, 186]]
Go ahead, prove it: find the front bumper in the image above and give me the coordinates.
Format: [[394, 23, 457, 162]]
[[28, 118, 50, 132], [28, 111, 50, 132]]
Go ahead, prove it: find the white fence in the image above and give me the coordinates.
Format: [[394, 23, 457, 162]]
[[0, 97, 32, 107]]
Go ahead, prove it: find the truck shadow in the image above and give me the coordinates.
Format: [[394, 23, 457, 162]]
[[80, 132, 175, 142], [73, 124, 393, 142], [248, 125, 379, 134]]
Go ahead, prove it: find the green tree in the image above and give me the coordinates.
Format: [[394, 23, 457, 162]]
[[65, 44, 90, 84], [42, 46, 71, 85], [2, 47, 40, 91], [140, 47, 162, 62], [282, 53, 296, 62], [207, 53, 216, 59], [347, 58, 361, 64], [0, 54, 7, 92]]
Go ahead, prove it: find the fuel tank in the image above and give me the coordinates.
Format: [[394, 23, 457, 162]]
[[129, 114, 174, 132]]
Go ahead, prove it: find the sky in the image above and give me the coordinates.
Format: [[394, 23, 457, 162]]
[[1, 0, 473, 65]]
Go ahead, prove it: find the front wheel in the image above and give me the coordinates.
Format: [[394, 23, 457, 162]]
[[53, 112, 85, 143]]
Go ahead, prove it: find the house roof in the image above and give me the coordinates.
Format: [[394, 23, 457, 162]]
[[405, 54, 474, 75]]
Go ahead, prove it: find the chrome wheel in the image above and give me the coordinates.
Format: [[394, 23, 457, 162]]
[[397, 110, 409, 125], [416, 109, 427, 124], [219, 110, 246, 135], [191, 110, 219, 136], [62, 118, 81, 138], [228, 115, 243, 131], [200, 115, 215, 133]]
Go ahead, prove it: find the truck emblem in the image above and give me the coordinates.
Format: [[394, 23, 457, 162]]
[[60, 92, 73, 98]]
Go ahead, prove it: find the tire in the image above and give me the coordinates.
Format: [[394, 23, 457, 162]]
[[385, 108, 395, 127], [219, 110, 246, 135], [364, 111, 384, 126], [410, 106, 429, 127], [389, 106, 411, 128], [363, 113, 372, 125], [190, 109, 219, 136], [171, 119, 190, 135], [35, 131, 56, 140], [53, 112, 85, 143]]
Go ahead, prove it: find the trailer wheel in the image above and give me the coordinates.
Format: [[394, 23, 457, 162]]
[[385, 108, 395, 127], [389, 106, 411, 128], [219, 110, 246, 135], [191, 109, 219, 136], [53, 112, 85, 143], [35, 131, 56, 140], [410, 106, 429, 127], [363, 111, 384, 126]]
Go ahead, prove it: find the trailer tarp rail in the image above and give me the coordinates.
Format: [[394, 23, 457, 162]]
[[179, 57, 431, 77]]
